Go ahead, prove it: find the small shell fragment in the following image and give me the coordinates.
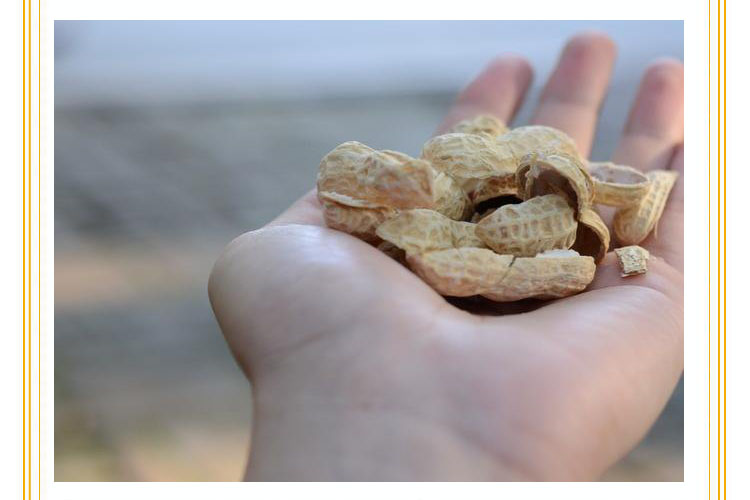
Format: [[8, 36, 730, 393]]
[[614, 245, 650, 277], [450, 114, 510, 137], [613, 169, 679, 245], [589, 161, 650, 207], [476, 194, 577, 257]]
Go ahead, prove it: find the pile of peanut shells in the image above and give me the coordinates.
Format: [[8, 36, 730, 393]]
[[316, 115, 677, 302]]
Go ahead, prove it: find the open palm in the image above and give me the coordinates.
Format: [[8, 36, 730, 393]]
[[209, 32, 684, 480]]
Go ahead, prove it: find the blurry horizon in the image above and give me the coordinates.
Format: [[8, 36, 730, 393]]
[[55, 20, 683, 106]]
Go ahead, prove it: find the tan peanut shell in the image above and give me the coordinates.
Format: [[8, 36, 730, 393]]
[[501, 125, 582, 161], [433, 172, 473, 220], [320, 196, 396, 243], [614, 245, 650, 277], [317, 142, 435, 209], [409, 248, 595, 301], [421, 133, 517, 193], [572, 208, 610, 263], [613, 170, 679, 245], [470, 173, 518, 204], [475, 194, 577, 257], [450, 114, 509, 137], [318, 142, 471, 240], [482, 251, 596, 301], [588, 161, 650, 207], [517, 152, 595, 213], [407, 248, 515, 297], [375, 209, 486, 255]]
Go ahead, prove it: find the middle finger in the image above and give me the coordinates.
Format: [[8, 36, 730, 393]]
[[531, 32, 617, 157]]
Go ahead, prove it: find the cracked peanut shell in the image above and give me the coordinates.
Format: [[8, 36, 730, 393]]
[[517, 151, 595, 213]]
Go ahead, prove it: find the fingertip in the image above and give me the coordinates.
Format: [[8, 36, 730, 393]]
[[439, 54, 534, 132], [623, 59, 684, 139], [563, 31, 618, 65], [485, 54, 534, 86], [641, 58, 684, 96]]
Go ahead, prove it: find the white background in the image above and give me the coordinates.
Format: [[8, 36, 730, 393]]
[[1, 0, 739, 498]]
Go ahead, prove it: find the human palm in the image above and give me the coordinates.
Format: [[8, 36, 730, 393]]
[[209, 32, 684, 480]]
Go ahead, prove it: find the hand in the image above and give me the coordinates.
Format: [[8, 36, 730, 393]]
[[208, 32, 684, 481]]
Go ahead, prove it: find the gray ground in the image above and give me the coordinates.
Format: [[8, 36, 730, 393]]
[[55, 90, 683, 481]]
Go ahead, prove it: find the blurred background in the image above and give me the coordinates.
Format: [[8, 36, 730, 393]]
[[54, 20, 684, 481]]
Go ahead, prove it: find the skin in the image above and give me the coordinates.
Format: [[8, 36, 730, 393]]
[[208, 32, 684, 481]]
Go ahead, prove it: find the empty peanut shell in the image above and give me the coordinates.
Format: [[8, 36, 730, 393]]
[[589, 161, 650, 207]]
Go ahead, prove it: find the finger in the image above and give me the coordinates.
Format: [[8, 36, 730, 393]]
[[531, 32, 617, 156], [437, 55, 533, 134], [611, 59, 684, 171]]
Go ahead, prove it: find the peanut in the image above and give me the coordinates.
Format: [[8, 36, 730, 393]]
[[612, 169, 679, 245], [614, 245, 650, 277]]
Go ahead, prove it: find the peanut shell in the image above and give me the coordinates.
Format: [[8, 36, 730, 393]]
[[409, 248, 595, 301], [375, 209, 486, 256], [517, 151, 595, 213], [450, 114, 510, 137], [613, 170, 679, 245], [482, 251, 596, 302], [614, 245, 650, 277], [589, 161, 650, 207], [320, 195, 396, 243], [572, 208, 610, 263], [421, 133, 517, 194], [475, 194, 577, 257], [501, 125, 582, 161]]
